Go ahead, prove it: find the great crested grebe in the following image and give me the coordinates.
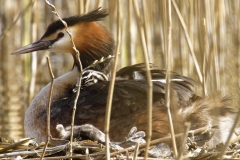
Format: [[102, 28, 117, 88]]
[[12, 8, 233, 144]]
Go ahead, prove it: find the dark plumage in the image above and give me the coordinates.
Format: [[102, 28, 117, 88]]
[[116, 63, 196, 83], [42, 78, 194, 141], [116, 63, 196, 101], [41, 8, 108, 39]]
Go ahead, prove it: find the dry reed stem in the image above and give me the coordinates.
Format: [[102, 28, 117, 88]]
[[230, 134, 240, 144], [0, 138, 33, 154], [0, 143, 96, 159], [202, 18, 207, 96], [141, 0, 152, 62], [114, 156, 165, 160], [0, 145, 65, 159], [97, 0, 103, 8], [172, 0, 203, 83], [229, 133, 240, 144], [104, 1, 122, 159], [40, 56, 54, 160], [85, 148, 89, 160], [204, 0, 218, 92], [217, 0, 226, 93], [128, 0, 135, 65], [29, 1, 38, 107], [85, 0, 90, 13], [76, 0, 84, 14], [0, 0, 36, 39], [24, 155, 166, 160], [133, 142, 139, 160], [165, 0, 178, 158], [44, 1, 83, 159], [219, 109, 240, 159], [132, 0, 153, 159], [177, 122, 191, 160], [238, 4, 240, 92]]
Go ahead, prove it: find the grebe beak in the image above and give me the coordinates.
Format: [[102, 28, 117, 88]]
[[11, 40, 52, 55]]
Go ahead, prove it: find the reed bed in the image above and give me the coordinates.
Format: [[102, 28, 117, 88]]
[[0, 0, 240, 159]]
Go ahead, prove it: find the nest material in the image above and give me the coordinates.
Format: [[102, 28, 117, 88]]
[[1, 125, 240, 159]]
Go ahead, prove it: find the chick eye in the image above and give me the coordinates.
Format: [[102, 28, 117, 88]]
[[57, 32, 64, 39]]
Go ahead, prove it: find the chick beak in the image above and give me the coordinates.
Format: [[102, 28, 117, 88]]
[[11, 40, 52, 55]]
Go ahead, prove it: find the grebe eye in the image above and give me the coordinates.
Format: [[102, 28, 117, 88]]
[[57, 32, 64, 39]]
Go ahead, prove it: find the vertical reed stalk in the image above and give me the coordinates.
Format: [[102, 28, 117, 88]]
[[132, 0, 153, 158], [40, 56, 54, 160], [166, 0, 178, 158], [172, 0, 202, 83], [104, 1, 122, 159]]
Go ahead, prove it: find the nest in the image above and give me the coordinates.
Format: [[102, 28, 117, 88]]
[[1, 125, 240, 160]]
